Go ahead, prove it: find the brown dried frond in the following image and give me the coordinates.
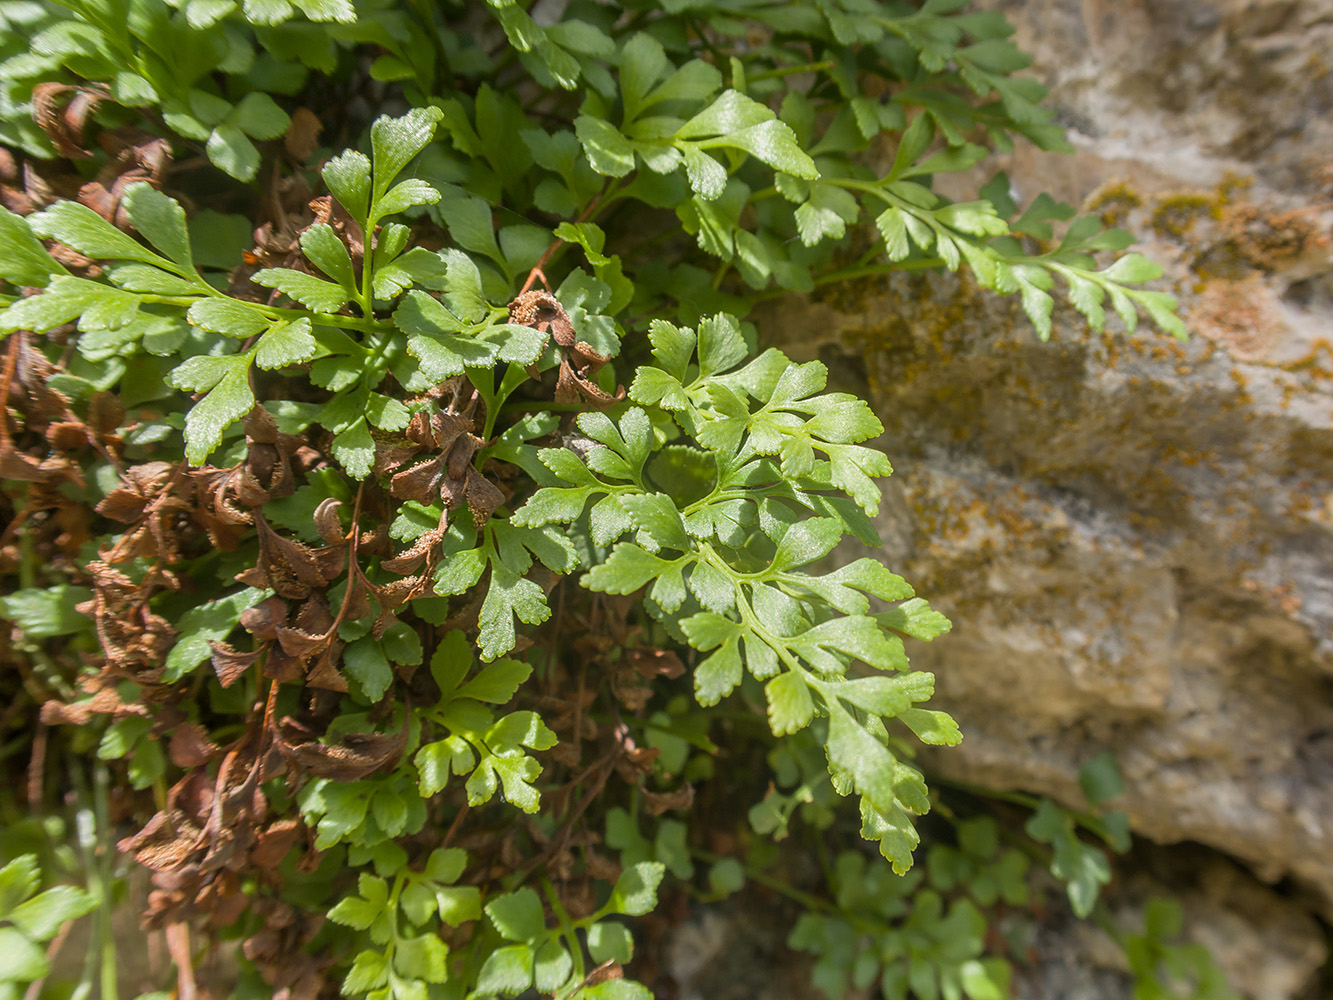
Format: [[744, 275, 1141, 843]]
[[509, 290, 624, 409], [31, 83, 107, 159], [253, 513, 343, 599], [272, 716, 407, 781], [209, 641, 262, 688]]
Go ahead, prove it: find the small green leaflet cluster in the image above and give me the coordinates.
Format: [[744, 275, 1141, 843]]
[[789, 841, 1016, 1000], [480, 0, 616, 93], [471, 864, 662, 1000], [574, 33, 817, 200], [299, 758, 430, 859], [0, 0, 347, 179], [328, 848, 480, 1000], [96, 714, 167, 792], [426, 512, 578, 663], [327, 851, 664, 1000], [0, 108, 543, 473], [855, 118, 1187, 340], [604, 808, 696, 886], [384, 468, 584, 664], [515, 312, 957, 874], [748, 727, 848, 839], [0, 0, 451, 179], [1024, 752, 1131, 918], [412, 632, 556, 814], [10, 637, 665, 998], [296, 632, 571, 1000], [1121, 899, 1239, 1000], [0, 855, 97, 996], [298, 632, 557, 858], [760, 97, 1184, 341], [0, 178, 328, 465], [809, 0, 1071, 151]]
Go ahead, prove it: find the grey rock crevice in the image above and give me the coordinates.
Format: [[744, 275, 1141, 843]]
[[756, 4, 1333, 990]]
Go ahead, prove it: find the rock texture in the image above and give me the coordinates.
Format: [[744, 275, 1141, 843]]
[[981, 0, 1333, 200], [1013, 844, 1327, 1000], [760, 1, 1333, 995]]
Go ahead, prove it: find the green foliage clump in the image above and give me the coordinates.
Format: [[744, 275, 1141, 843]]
[[0, 853, 97, 997], [0, 0, 1227, 998]]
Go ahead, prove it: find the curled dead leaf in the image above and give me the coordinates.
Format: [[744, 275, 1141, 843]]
[[305, 642, 348, 693], [372, 575, 425, 609], [251, 818, 303, 869], [40, 687, 148, 725], [273, 717, 406, 781], [627, 648, 685, 679], [609, 667, 653, 712], [209, 641, 261, 688], [169, 723, 220, 768], [118, 808, 205, 872], [32, 83, 107, 158], [240, 596, 287, 642], [390, 456, 445, 506], [313, 498, 343, 545], [254, 513, 338, 599], [380, 528, 441, 575], [87, 391, 124, 434], [284, 108, 322, 160], [509, 290, 623, 410], [583, 961, 624, 988], [46, 420, 88, 451], [641, 783, 695, 815]]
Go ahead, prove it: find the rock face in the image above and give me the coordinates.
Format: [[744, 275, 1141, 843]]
[[980, 0, 1333, 200], [1015, 845, 1327, 1000], [761, 1, 1333, 995]]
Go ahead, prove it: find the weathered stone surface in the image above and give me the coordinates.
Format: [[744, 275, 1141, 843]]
[[975, 0, 1333, 200], [760, 1, 1333, 992], [1128, 849, 1328, 1000], [1017, 846, 1326, 1000], [664, 898, 823, 1000], [766, 257, 1333, 923], [659, 847, 1327, 1000]]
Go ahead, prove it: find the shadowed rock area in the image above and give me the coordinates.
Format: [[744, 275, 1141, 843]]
[[756, 0, 1333, 996]]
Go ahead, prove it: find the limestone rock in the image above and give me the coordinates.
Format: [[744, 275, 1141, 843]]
[[1017, 846, 1325, 1000], [765, 252, 1333, 915], [970, 0, 1333, 200], [762, 2, 1333, 938], [753, 2, 1333, 994], [755, 19, 1333, 999]]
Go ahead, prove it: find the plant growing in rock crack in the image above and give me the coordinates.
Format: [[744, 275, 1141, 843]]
[[0, 0, 1218, 998]]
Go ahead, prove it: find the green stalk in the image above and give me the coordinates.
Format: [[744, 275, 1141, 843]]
[[93, 763, 118, 1000], [690, 848, 833, 914], [138, 294, 392, 333], [361, 205, 381, 317], [540, 876, 586, 996], [748, 60, 835, 82], [69, 761, 116, 1000]]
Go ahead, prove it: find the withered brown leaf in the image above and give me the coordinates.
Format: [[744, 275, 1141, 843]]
[[240, 596, 287, 642], [251, 818, 303, 869], [31, 83, 106, 159], [641, 783, 695, 815], [118, 808, 206, 872], [169, 723, 221, 768], [209, 641, 261, 689], [509, 290, 624, 410], [254, 513, 337, 598], [284, 108, 323, 160], [273, 717, 406, 781], [313, 498, 344, 546]]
